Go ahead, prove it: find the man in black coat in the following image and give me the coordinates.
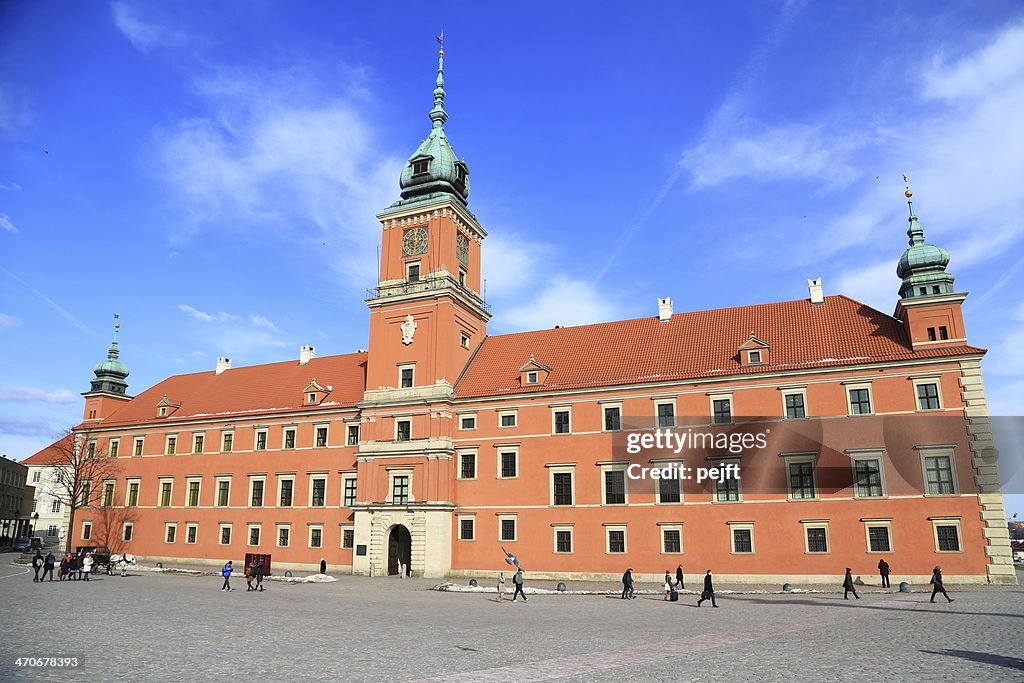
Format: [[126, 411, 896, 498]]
[[675, 564, 685, 590], [621, 568, 634, 599], [930, 566, 953, 603], [320, 558, 327, 575], [42, 552, 56, 581], [696, 570, 717, 607], [877, 559, 891, 588], [254, 560, 266, 591], [31, 551, 43, 582], [843, 568, 860, 600]]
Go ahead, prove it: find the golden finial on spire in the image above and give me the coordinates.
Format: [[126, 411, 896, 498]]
[[436, 30, 444, 56], [902, 173, 912, 198]]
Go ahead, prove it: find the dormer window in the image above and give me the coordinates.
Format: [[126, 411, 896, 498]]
[[738, 332, 770, 367], [303, 379, 331, 406], [456, 164, 467, 184], [308, 392, 317, 404], [413, 159, 429, 175], [748, 350, 761, 364], [527, 372, 538, 384], [156, 395, 181, 418], [518, 355, 551, 387], [159, 406, 167, 417]]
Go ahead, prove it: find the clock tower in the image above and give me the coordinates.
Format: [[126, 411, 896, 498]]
[[353, 37, 490, 577]]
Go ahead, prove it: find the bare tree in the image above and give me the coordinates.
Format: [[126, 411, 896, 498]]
[[43, 428, 122, 553]]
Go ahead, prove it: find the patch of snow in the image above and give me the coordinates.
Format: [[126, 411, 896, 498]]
[[269, 574, 338, 583]]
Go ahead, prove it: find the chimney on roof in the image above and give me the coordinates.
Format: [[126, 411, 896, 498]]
[[216, 357, 231, 375], [299, 345, 316, 365], [658, 297, 673, 322], [807, 278, 824, 304]]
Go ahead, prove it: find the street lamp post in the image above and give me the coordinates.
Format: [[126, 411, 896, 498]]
[[32, 512, 39, 538]]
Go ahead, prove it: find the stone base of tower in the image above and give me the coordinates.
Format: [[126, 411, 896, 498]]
[[352, 505, 453, 578]]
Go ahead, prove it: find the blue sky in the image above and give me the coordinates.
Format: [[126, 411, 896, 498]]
[[1, 1, 1023, 514]]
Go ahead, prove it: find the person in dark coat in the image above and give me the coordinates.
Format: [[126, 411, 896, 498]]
[[511, 568, 527, 602], [930, 566, 953, 603], [697, 570, 717, 607], [254, 560, 265, 591], [320, 558, 327, 575], [31, 551, 43, 582], [621, 568, 635, 599], [68, 554, 80, 581], [675, 564, 685, 590], [843, 568, 860, 600], [42, 552, 56, 581], [877, 559, 891, 588], [59, 553, 70, 581]]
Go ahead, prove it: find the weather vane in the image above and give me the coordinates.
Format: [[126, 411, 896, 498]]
[[113, 312, 121, 330], [437, 30, 444, 55]]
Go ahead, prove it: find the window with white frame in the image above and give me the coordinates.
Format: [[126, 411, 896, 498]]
[[158, 479, 173, 507], [785, 454, 817, 500], [388, 470, 412, 505], [554, 525, 573, 553], [192, 433, 204, 453], [165, 435, 177, 455], [51, 499, 61, 513], [395, 418, 412, 442], [922, 449, 957, 494], [283, 428, 296, 450], [347, 424, 360, 446], [729, 522, 754, 553], [498, 448, 518, 479], [126, 479, 140, 507], [186, 524, 198, 544], [250, 477, 265, 507], [310, 475, 327, 507], [109, 439, 119, 457], [846, 384, 872, 415], [315, 425, 329, 448], [802, 521, 829, 553], [931, 518, 962, 552], [782, 388, 807, 419], [552, 407, 571, 434], [458, 515, 475, 541], [862, 519, 893, 553], [399, 364, 415, 389], [82, 522, 92, 540], [278, 477, 294, 507], [711, 395, 733, 424], [661, 524, 683, 553], [341, 527, 355, 549], [186, 478, 201, 507], [221, 431, 234, 452], [248, 525, 261, 546], [912, 377, 942, 411], [406, 261, 421, 282], [602, 403, 622, 431], [342, 475, 357, 507], [713, 459, 741, 501], [102, 481, 115, 507], [851, 453, 885, 498], [133, 437, 144, 456], [458, 451, 477, 480], [605, 525, 627, 554], [255, 430, 268, 451], [498, 410, 517, 428], [601, 464, 628, 505], [123, 522, 134, 542], [656, 465, 682, 504], [215, 478, 231, 507], [498, 515, 517, 542], [549, 466, 575, 506], [655, 400, 676, 428], [277, 525, 290, 547], [219, 524, 231, 545], [309, 525, 323, 548], [165, 523, 177, 543], [458, 414, 477, 430]]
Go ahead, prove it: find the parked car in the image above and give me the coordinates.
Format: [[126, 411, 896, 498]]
[[14, 537, 44, 552], [1013, 550, 1024, 564]]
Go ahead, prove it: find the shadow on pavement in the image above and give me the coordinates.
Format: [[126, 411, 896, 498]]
[[921, 649, 1024, 672], [727, 594, 1024, 620]]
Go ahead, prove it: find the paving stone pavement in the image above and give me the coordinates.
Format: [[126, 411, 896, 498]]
[[0, 562, 1021, 682]]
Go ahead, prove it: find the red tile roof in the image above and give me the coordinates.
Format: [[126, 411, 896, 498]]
[[95, 352, 367, 428], [455, 295, 985, 397], [22, 434, 74, 466]]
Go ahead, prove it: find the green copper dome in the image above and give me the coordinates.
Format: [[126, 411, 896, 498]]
[[87, 328, 130, 396], [92, 340, 129, 378], [896, 192, 955, 299], [397, 43, 470, 205]]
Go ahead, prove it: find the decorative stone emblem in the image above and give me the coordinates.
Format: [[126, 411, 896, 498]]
[[401, 315, 417, 345], [456, 232, 469, 265]]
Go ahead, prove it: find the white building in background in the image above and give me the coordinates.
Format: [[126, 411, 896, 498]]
[[25, 461, 71, 547]]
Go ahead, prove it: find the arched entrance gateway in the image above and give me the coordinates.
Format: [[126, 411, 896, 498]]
[[387, 524, 412, 576]]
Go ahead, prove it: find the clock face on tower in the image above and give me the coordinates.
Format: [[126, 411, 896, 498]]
[[402, 226, 428, 257], [456, 232, 469, 265]]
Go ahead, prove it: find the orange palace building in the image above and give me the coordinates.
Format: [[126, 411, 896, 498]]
[[25, 46, 1016, 585]]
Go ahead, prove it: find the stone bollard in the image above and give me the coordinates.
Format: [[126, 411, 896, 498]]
[[156, 562, 163, 569], [469, 578, 477, 587], [782, 583, 793, 592], [899, 582, 911, 593], [557, 582, 566, 592], [284, 570, 293, 578]]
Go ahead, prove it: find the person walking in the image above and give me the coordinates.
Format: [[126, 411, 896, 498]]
[[878, 559, 891, 588], [320, 558, 327, 575], [496, 572, 506, 603], [244, 562, 255, 591], [675, 564, 685, 591], [59, 553, 70, 581], [930, 566, 954, 603], [221, 561, 234, 591], [664, 570, 673, 601], [68, 553, 80, 581], [31, 550, 43, 583], [253, 560, 265, 591], [511, 568, 527, 602], [697, 570, 718, 607], [843, 567, 860, 600], [621, 568, 635, 600], [42, 552, 56, 581], [81, 554, 93, 581]]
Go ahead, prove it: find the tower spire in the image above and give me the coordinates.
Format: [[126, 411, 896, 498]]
[[895, 178, 954, 299], [903, 173, 925, 247], [430, 31, 447, 129]]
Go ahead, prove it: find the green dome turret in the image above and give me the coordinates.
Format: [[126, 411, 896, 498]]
[[87, 317, 130, 396], [397, 34, 471, 205], [896, 185, 955, 299]]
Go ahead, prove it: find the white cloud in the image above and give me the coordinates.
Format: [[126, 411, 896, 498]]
[[0, 213, 17, 233], [0, 87, 31, 134], [0, 416, 55, 438], [0, 182, 20, 191], [177, 304, 236, 322], [110, 1, 184, 52], [249, 314, 280, 333], [923, 24, 1024, 100], [481, 231, 550, 299], [0, 313, 18, 329], [500, 276, 621, 332], [0, 386, 77, 403], [832, 261, 898, 313]]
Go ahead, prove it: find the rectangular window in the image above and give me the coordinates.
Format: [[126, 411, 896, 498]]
[[82, 522, 92, 540], [784, 393, 806, 418], [342, 529, 354, 549], [712, 398, 732, 424], [251, 480, 264, 507], [347, 425, 359, 446], [193, 434, 204, 453], [249, 526, 260, 546], [311, 478, 326, 507], [553, 409, 571, 434], [806, 527, 828, 553], [392, 475, 410, 505], [555, 528, 573, 553], [278, 526, 290, 547], [552, 472, 573, 506], [343, 477, 357, 507], [166, 436, 177, 455], [51, 499, 61, 513], [939, 326, 949, 340], [924, 455, 955, 494], [396, 419, 412, 442], [607, 528, 626, 554], [187, 480, 200, 507], [748, 350, 761, 364], [400, 366, 414, 388], [165, 524, 177, 543], [134, 438, 143, 456], [279, 479, 294, 507], [499, 412, 517, 428], [854, 459, 884, 498], [500, 451, 517, 479], [788, 461, 816, 499], [460, 332, 470, 349], [109, 440, 119, 457], [407, 262, 420, 282], [848, 388, 872, 415], [936, 524, 960, 552], [917, 383, 941, 410], [459, 453, 476, 480], [714, 471, 740, 502], [732, 528, 753, 553], [309, 527, 322, 548], [868, 526, 891, 552], [656, 402, 676, 428], [459, 415, 476, 430], [315, 426, 328, 448], [658, 476, 681, 504], [662, 528, 682, 554], [159, 481, 172, 507], [123, 523, 134, 542], [216, 480, 230, 507], [32, 470, 41, 483], [499, 517, 517, 542], [283, 429, 296, 449], [86, 441, 96, 459], [459, 517, 475, 541], [255, 431, 268, 451], [79, 481, 91, 507], [604, 469, 626, 505], [220, 525, 231, 545], [47, 525, 58, 537], [186, 525, 198, 544], [603, 406, 621, 431], [222, 433, 234, 452], [127, 481, 140, 507], [927, 327, 937, 342]]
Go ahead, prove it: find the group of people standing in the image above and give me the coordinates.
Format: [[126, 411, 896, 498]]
[[219, 560, 268, 592], [32, 550, 95, 582]]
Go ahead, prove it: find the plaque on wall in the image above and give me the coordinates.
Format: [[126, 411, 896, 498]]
[[356, 544, 367, 556]]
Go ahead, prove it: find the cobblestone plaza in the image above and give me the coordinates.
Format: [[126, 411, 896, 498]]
[[1, 563, 1022, 682]]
